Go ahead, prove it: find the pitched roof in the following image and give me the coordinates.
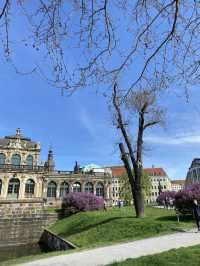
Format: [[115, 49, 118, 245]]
[[109, 165, 168, 178], [171, 180, 185, 185], [143, 168, 167, 176], [110, 166, 126, 177]]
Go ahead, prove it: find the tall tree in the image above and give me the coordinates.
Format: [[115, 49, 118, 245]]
[[112, 83, 163, 217], [119, 171, 151, 206]]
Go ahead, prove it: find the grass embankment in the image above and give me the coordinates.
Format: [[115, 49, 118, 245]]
[[1, 207, 195, 265], [108, 244, 200, 266], [49, 206, 194, 248]]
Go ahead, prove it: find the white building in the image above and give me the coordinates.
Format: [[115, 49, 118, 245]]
[[171, 180, 185, 191]]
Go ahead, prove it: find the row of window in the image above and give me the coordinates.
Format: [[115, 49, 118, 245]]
[[151, 185, 166, 190], [151, 192, 159, 196], [150, 178, 167, 182], [0, 178, 35, 196], [0, 153, 33, 166], [47, 181, 104, 198], [0, 179, 104, 198]]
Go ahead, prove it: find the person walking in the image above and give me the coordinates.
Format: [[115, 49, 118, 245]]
[[193, 199, 200, 231]]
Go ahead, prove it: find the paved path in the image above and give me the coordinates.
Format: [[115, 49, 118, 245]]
[[18, 230, 200, 266]]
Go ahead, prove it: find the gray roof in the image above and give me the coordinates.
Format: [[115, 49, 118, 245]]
[[0, 129, 39, 150]]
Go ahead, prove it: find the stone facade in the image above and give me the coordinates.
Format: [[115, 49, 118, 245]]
[[0, 129, 112, 205], [171, 180, 185, 192], [0, 199, 58, 246]]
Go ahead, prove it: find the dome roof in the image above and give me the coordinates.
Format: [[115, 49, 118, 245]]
[[82, 164, 101, 172]]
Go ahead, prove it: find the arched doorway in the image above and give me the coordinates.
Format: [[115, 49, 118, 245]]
[[85, 182, 93, 193], [72, 182, 81, 192], [26, 155, 33, 169], [7, 178, 20, 198], [96, 182, 104, 197], [11, 154, 21, 169], [25, 179, 35, 197], [60, 182, 69, 198], [47, 181, 57, 198]]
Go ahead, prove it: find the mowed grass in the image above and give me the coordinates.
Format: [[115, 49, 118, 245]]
[[49, 206, 194, 248], [108, 244, 200, 266]]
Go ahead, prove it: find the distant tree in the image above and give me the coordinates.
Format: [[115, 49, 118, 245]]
[[119, 171, 151, 205]]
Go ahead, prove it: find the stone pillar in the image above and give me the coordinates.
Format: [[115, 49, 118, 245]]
[[56, 183, 60, 199], [43, 180, 48, 199], [94, 183, 96, 195], [19, 178, 25, 199], [35, 180, 43, 198], [69, 183, 73, 193], [1, 176, 9, 199]]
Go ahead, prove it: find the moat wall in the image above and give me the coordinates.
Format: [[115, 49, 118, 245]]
[[0, 199, 58, 247]]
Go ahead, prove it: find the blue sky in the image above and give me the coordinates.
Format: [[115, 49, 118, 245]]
[[1, 60, 200, 180], [0, 3, 200, 180]]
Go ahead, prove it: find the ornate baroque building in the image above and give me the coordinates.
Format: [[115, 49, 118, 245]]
[[0, 129, 112, 205]]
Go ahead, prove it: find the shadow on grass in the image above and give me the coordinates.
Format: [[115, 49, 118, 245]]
[[58, 216, 134, 238], [156, 215, 193, 223]]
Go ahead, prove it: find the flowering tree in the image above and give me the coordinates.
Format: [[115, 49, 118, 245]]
[[62, 192, 104, 214], [156, 191, 176, 206], [174, 183, 200, 214]]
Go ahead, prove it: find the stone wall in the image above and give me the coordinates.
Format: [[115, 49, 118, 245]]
[[40, 230, 76, 251], [0, 199, 58, 247]]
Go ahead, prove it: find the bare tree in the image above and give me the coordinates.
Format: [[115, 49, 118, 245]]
[[0, 1, 199, 96], [112, 83, 163, 217]]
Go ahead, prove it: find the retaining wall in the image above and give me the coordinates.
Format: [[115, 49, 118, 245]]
[[0, 199, 58, 247], [40, 229, 76, 251]]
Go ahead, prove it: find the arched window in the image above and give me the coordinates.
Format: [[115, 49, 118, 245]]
[[25, 179, 35, 196], [47, 181, 57, 198], [72, 182, 81, 192], [26, 155, 33, 168], [60, 182, 69, 198], [0, 153, 5, 166], [7, 178, 20, 198], [85, 182, 93, 193], [0, 179, 2, 195], [11, 154, 21, 167], [96, 182, 104, 197]]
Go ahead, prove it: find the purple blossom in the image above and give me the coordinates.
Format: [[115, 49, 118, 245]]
[[174, 183, 200, 213], [156, 191, 176, 205], [62, 192, 104, 213]]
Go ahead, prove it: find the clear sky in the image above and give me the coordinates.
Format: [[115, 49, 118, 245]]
[[1, 61, 200, 180], [0, 3, 200, 180]]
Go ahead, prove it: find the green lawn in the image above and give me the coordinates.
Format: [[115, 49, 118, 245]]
[[1, 207, 195, 265], [49, 206, 194, 248], [108, 244, 200, 266]]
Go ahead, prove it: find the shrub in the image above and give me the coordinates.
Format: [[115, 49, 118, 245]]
[[62, 192, 104, 214], [174, 183, 200, 214], [156, 191, 176, 206]]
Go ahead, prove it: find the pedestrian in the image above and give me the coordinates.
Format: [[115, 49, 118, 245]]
[[118, 200, 121, 208], [193, 199, 200, 231]]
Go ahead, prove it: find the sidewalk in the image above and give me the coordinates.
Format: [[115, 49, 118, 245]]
[[18, 230, 200, 266]]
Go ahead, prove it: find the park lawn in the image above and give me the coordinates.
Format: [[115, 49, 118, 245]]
[[49, 206, 194, 248], [107, 244, 200, 266]]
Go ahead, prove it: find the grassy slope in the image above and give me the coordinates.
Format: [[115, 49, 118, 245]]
[[108, 245, 200, 266], [2, 207, 195, 265], [49, 207, 194, 248]]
